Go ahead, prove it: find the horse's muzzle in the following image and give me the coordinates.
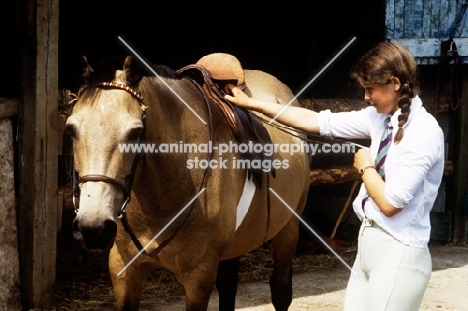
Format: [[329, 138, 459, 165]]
[[72, 218, 117, 252]]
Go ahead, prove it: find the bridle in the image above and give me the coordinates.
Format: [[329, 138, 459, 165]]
[[71, 79, 215, 257], [73, 82, 147, 219]]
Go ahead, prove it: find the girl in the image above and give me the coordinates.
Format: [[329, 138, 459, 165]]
[[225, 42, 445, 310]]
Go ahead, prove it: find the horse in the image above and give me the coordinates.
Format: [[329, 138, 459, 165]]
[[66, 54, 310, 310]]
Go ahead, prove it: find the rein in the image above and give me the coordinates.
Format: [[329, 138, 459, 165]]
[[71, 79, 282, 256], [116, 76, 216, 257]]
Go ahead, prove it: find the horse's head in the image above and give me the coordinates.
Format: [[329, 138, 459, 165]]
[[66, 56, 146, 252]]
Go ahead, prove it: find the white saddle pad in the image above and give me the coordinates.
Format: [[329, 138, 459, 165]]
[[236, 174, 256, 230]]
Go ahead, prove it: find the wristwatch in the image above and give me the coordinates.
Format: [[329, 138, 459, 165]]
[[359, 165, 374, 175]]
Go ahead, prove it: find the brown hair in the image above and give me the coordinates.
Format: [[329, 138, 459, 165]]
[[350, 42, 419, 143]]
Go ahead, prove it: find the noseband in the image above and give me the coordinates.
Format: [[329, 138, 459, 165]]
[[73, 82, 146, 218], [77, 174, 132, 218]]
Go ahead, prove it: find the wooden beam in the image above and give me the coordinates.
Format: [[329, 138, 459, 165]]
[[17, 0, 59, 309], [453, 68, 468, 243], [299, 98, 368, 112], [0, 98, 19, 118], [310, 165, 360, 186]]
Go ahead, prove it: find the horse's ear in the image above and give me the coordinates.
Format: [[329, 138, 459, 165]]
[[75, 55, 93, 84], [123, 56, 144, 86], [62, 54, 93, 92]]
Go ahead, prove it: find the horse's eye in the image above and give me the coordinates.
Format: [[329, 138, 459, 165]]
[[126, 127, 143, 142], [64, 124, 76, 139]]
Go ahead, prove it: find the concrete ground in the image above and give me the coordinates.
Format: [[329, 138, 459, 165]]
[[93, 243, 468, 310]]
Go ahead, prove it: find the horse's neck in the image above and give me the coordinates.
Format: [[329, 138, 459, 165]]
[[143, 76, 207, 138], [133, 77, 210, 208]]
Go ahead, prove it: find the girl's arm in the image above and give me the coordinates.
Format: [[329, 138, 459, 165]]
[[354, 148, 401, 217], [225, 86, 321, 134]]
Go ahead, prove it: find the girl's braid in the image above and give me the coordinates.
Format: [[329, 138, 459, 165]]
[[394, 81, 414, 143]]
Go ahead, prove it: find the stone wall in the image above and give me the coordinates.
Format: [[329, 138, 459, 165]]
[[0, 117, 21, 310]]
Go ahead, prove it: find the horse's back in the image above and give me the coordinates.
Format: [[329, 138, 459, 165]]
[[243, 69, 301, 107]]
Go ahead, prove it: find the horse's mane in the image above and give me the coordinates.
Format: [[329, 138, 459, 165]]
[[78, 56, 178, 104]]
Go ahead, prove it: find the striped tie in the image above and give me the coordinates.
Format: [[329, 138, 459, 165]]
[[361, 117, 393, 211], [374, 117, 393, 181]]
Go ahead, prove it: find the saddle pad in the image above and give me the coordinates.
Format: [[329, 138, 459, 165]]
[[196, 53, 245, 88], [236, 173, 256, 230]]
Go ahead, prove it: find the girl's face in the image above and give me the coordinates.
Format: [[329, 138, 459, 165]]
[[360, 77, 401, 114]]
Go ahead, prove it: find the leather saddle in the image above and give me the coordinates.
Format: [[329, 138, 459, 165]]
[[175, 53, 275, 187]]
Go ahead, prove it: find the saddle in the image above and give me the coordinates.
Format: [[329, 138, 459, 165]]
[[175, 53, 275, 187]]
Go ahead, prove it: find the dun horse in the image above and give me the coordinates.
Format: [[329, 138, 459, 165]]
[[66, 55, 310, 310]]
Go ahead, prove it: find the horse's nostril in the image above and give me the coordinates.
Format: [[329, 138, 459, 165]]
[[102, 219, 117, 240], [72, 218, 117, 251], [72, 219, 83, 241]]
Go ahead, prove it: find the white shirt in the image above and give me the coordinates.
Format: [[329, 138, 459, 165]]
[[317, 96, 445, 247]]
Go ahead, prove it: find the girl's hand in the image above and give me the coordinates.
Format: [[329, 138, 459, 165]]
[[354, 147, 400, 216], [224, 85, 253, 109], [354, 148, 373, 171]]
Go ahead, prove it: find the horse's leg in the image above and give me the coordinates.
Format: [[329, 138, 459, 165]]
[[216, 257, 240, 311], [269, 217, 300, 311], [177, 258, 219, 311], [109, 245, 147, 311]]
